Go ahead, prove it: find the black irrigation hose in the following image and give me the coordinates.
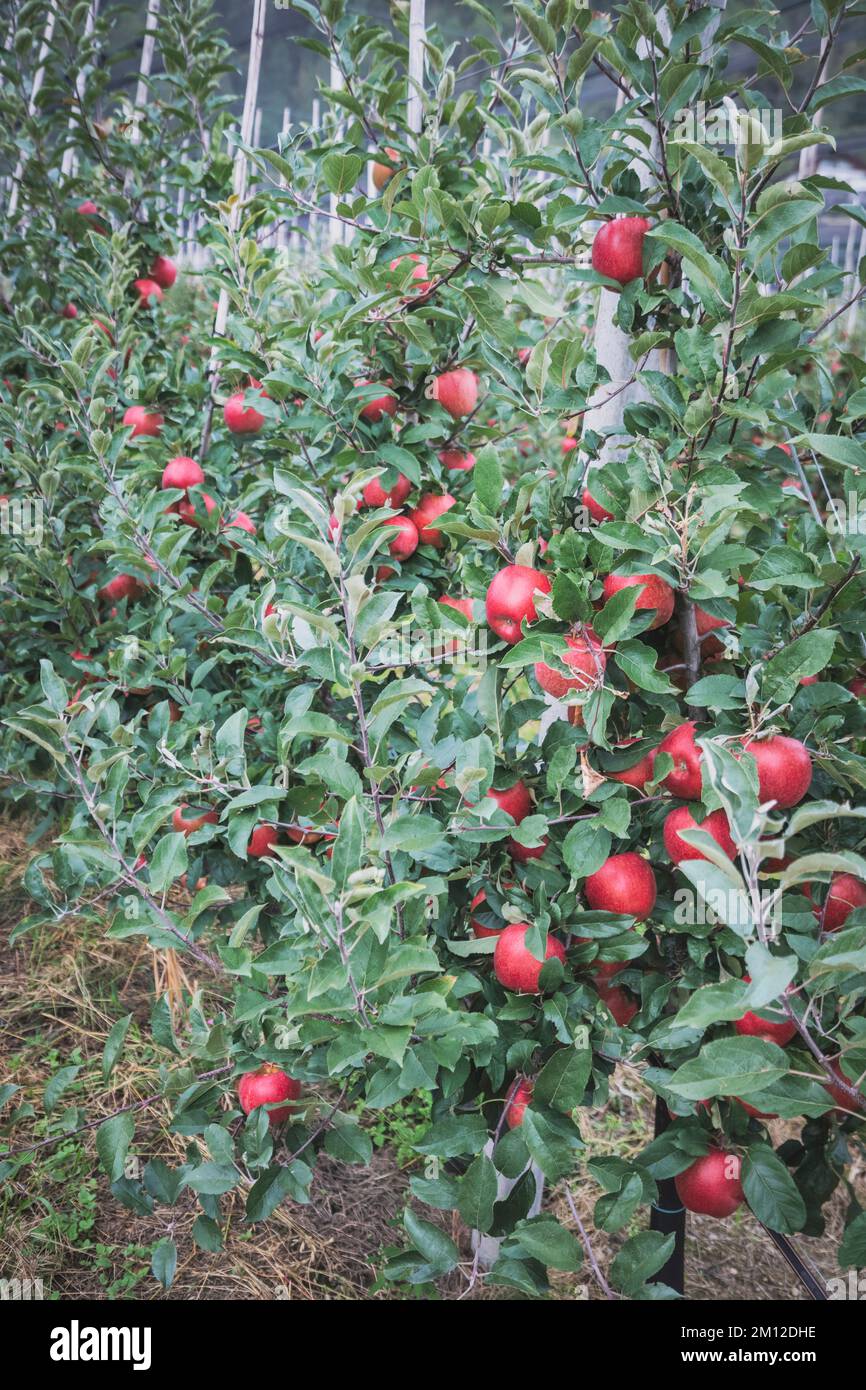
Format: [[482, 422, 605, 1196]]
[[760, 1225, 829, 1301]]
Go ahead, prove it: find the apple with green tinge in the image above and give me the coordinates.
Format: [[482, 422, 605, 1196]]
[[172, 805, 219, 835], [433, 368, 478, 419], [407, 492, 455, 547]]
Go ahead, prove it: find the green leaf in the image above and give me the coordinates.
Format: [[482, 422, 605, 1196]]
[[474, 444, 504, 515], [322, 152, 363, 195], [534, 1046, 591, 1113], [512, 1215, 583, 1271], [667, 1037, 790, 1100], [151, 1237, 177, 1289], [742, 1144, 806, 1234], [102, 1014, 132, 1083], [403, 1208, 460, 1275], [96, 1112, 135, 1183], [457, 1152, 498, 1232], [44, 1065, 81, 1112], [611, 1231, 675, 1295]]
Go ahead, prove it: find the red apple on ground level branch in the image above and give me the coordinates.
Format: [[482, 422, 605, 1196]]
[[238, 1064, 301, 1127]]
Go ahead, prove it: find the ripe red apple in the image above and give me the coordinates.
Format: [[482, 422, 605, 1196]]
[[595, 980, 639, 1026], [161, 455, 205, 491], [584, 852, 657, 920], [535, 625, 606, 698], [62, 302, 78, 320], [361, 472, 412, 508], [487, 780, 533, 824], [123, 405, 163, 439], [357, 380, 398, 422], [508, 837, 548, 863], [438, 448, 475, 472], [583, 487, 613, 523], [238, 1064, 301, 1127], [224, 380, 268, 435], [694, 607, 730, 659], [734, 975, 796, 1046], [98, 573, 144, 604], [561, 435, 577, 454], [149, 254, 177, 289], [223, 511, 256, 542], [132, 277, 164, 307], [388, 253, 432, 297], [848, 677, 866, 699], [824, 1059, 865, 1117], [658, 721, 702, 799], [407, 492, 455, 547], [741, 735, 812, 809], [372, 146, 400, 191], [433, 368, 478, 419], [439, 595, 474, 623], [469, 887, 508, 939], [737, 1097, 778, 1120], [674, 1150, 744, 1218], [602, 572, 675, 629], [504, 1078, 533, 1129], [172, 805, 218, 835], [486, 564, 551, 644], [493, 922, 567, 994], [248, 824, 280, 858], [77, 199, 101, 217], [664, 806, 736, 865], [814, 873, 866, 932], [178, 491, 217, 526], [591, 217, 652, 286], [381, 514, 419, 560], [608, 740, 656, 790]]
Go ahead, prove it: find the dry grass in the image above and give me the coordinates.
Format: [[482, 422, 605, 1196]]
[[1, 812, 863, 1301]]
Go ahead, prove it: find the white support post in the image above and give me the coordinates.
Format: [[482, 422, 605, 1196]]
[[7, 1, 58, 218], [328, 58, 345, 245], [278, 106, 291, 250], [61, 1, 100, 180], [200, 0, 266, 458], [407, 0, 425, 137], [131, 0, 161, 143], [846, 227, 866, 338]]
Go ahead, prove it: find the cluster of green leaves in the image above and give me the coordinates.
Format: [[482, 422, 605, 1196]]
[[2, 0, 866, 1298]]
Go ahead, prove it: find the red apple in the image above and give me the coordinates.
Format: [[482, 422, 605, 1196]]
[[561, 435, 578, 454], [357, 380, 398, 422], [602, 572, 675, 629], [658, 721, 702, 799], [469, 887, 508, 939], [439, 595, 474, 623], [591, 217, 652, 286], [664, 806, 736, 865], [486, 564, 551, 644], [824, 1059, 865, 1117], [535, 625, 606, 698], [62, 302, 78, 320], [508, 837, 549, 863], [848, 677, 866, 699], [150, 254, 177, 289], [98, 573, 144, 604], [695, 607, 730, 659], [595, 980, 639, 1026], [493, 922, 567, 994], [381, 515, 419, 560], [407, 492, 455, 547], [675, 1150, 744, 1218], [248, 824, 280, 858], [238, 1064, 301, 1127], [741, 735, 812, 809], [388, 253, 432, 297], [438, 448, 476, 472], [608, 740, 656, 791], [123, 405, 163, 439], [583, 486, 613, 523], [178, 491, 218, 526], [132, 277, 164, 307], [362, 472, 412, 508], [162, 455, 205, 490], [172, 805, 218, 835], [504, 1078, 533, 1129], [734, 975, 796, 1046], [372, 146, 400, 191], [224, 381, 268, 435], [433, 368, 478, 419], [584, 852, 657, 920], [814, 873, 866, 932], [486, 780, 533, 824]]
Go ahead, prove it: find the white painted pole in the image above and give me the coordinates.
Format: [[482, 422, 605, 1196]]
[[61, 0, 100, 179], [846, 227, 866, 337], [200, 0, 267, 458], [7, 1, 58, 218], [278, 106, 291, 250], [131, 0, 161, 142], [407, 0, 425, 137]]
